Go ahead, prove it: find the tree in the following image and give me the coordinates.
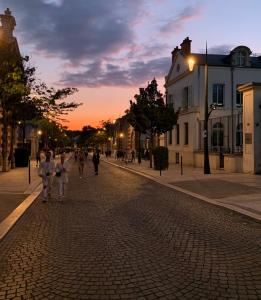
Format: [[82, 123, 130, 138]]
[[0, 41, 30, 171], [126, 79, 179, 167], [100, 120, 115, 151], [32, 82, 81, 123], [78, 125, 96, 147], [126, 98, 149, 163], [8, 59, 41, 168]]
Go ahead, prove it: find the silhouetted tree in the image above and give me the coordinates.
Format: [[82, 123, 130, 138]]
[[126, 79, 179, 167]]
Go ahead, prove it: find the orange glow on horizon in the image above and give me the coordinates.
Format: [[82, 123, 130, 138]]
[[62, 79, 165, 130]]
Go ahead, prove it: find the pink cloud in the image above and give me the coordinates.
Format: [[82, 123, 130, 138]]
[[160, 4, 203, 36]]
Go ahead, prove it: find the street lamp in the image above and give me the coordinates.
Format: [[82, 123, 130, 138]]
[[204, 43, 211, 174], [188, 57, 195, 72], [188, 47, 214, 174], [119, 132, 124, 151]]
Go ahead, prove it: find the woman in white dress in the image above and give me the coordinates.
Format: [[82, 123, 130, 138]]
[[55, 153, 69, 200], [38, 151, 55, 202]]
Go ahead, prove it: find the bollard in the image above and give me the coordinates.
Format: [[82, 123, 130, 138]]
[[180, 155, 183, 175], [28, 158, 31, 184]]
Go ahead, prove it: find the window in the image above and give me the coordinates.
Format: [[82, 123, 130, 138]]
[[184, 122, 188, 145], [168, 94, 174, 108], [182, 86, 192, 109], [236, 52, 246, 66], [176, 124, 180, 145], [213, 84, 224, 106], [236, 123, 243, 147], [168, 129, 172, 145], [183, 87, 189, 108], [212, 122, 224, 149], [236, 90, 243, 107]]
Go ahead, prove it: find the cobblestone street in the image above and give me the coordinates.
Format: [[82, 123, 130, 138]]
[[0, 160, 260, 299]]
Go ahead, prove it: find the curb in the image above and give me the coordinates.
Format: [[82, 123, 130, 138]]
[[0, 182, 42, 241], [103, 159, 261, 223], [0, 154, 73, 241]]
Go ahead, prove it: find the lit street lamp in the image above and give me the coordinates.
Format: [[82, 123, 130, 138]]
[[204, 43, 210, 174], [188, 50, 215, 174], [118, 132, 124, 151], [188, 58, 195, 72]]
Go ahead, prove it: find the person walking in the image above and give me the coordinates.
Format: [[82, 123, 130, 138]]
[[84, 149, 89, 161], [55, 153, 69, 200], [131, 150, 135, 162], [40, 149, 46, 162], [78, 150, 85, 178], [36, 150, 41, 167], [38, 151, 55, 202], [92, 149, 100, 175]]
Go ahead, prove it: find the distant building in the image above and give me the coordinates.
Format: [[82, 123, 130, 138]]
[[0, 8, 20, 170], [165, 37, 261, 172], [113, 117, 135, 154]]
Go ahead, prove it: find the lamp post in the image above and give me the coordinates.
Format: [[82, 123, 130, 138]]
[[204, 43, 211, 174], [188, 50, 215, 174]]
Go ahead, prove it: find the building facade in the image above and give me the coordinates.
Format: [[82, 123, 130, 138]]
[[165, 37, 261, 172], [0, 8, 20, 171]]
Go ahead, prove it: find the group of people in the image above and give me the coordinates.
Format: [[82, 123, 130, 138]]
[[75, 148, 100, 177], [38, 148, 101, 202], [114, 149, 136, 163], [38, 150, 69, 202]]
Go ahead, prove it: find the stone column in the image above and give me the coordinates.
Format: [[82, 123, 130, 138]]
[[238, 82, 261, 174]]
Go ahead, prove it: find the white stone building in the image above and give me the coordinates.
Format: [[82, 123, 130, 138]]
[[165, 37, 261, 172]]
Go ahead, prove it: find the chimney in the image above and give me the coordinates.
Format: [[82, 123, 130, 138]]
[[171, 46, 179, 62], [0, 8, 16, 38], [180, 37, 192, 56]]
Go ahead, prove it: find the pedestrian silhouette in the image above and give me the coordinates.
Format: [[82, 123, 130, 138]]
[[78, 150, 85, 178], [92, 149, 100, 175]]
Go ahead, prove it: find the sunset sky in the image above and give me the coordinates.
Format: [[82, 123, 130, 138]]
[[0, 0, 260, 130]]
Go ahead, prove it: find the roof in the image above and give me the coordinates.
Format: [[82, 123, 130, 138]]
[[191, 53, 261, 68]]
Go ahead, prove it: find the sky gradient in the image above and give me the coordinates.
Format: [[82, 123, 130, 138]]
[[0, 0, 260, 130]]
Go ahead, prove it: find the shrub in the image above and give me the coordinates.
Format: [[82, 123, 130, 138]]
[[153, 146, 168, 170]]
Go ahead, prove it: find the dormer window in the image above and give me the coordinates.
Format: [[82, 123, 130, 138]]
[[236, 51, 246, 66], [230, 46, 252, 67]]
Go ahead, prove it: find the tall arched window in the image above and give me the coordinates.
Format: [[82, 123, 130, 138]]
[[236, 123, 243, 147], [212, 122, 224, 149]]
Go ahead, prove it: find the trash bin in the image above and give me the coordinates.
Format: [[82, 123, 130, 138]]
[[14, 148, 29, 167]]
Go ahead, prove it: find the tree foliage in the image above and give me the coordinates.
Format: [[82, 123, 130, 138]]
[[126, 78, 179, 166], [127, 78, 178, 137], [0, 37, 81, 171], [33, 83, 81, 123]]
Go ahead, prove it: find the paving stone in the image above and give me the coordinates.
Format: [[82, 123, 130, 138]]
[[0, 161, 260, 299]]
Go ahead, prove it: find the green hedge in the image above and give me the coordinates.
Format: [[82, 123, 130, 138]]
[[153, 146, 168, 170]]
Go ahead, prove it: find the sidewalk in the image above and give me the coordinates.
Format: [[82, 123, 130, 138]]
[[102, 156, 261, 222], [0, 154, 72, 240], [0, 160, 41, 224]]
